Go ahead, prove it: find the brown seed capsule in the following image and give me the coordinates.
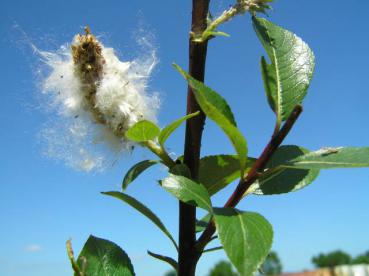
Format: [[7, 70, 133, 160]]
[[71, 27, 106, 125]]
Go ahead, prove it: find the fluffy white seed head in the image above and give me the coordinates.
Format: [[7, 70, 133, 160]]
[[38, 28, 159, 171]]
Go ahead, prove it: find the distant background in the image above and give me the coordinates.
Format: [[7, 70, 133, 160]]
[[0, 0, 368, 275]]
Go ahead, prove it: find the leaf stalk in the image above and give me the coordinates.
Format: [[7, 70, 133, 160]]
[[143, 140, 176, 168]]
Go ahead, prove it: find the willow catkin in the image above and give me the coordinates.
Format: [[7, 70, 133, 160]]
[[38, 27, 159, 171]]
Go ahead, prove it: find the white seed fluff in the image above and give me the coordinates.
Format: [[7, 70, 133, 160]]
[[38, 32, 159, 171]]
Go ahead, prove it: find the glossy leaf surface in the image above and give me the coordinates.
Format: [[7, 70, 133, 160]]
[[77, 235, 135, 276], [125, 120, 160, 142], [199, 155, 255, 195], [122, 160, 159, 190], [174, 64, 247, 175], [214, 208, 273, 276], [252, 146, 319, 195], [253, 17, 315, 123], [286, 147, 369, 169], [158, 112, 199, 146], [160, 174, 212, 212]]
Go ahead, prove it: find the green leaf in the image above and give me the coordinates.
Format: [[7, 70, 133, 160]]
[[158, 112, 199, 146], [203, 246, 223, 253], [254, 167, 319, 195], [196, 213, 212, 233], [102, 192, 178, 251], [199, 155, 255, 196], [251, 146, 369, 195], [253, 17, 315, 124], [174, 65, 236, 125], [122, 160, 159, 191], [125, 120, 160, 142], [251, 146, 319, 195], [214, 208, 273, 276], [169, 163, 191, 178], [160, 174, 213, 212], [77, 235, 135, 276], [174, 64, 248, 175], [147, 251, 178, 271], [207, 31, 230, 38], [285, 147, 369, 169]]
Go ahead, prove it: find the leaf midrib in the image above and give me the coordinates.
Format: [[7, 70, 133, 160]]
[[272, 46, 283, 125], [164, 178, 212, 212], [288, 161, 369, 167], [237, 211, 248, 272], [261, 18, 283, 124], [183, 185, 212, 211]]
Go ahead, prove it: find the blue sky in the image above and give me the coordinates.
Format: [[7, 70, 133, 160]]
[[1, 0, 369, 275]]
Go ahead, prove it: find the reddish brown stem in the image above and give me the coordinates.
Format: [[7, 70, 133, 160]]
[[195, 105, 303, 255], [178, 1, 210, 275]]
